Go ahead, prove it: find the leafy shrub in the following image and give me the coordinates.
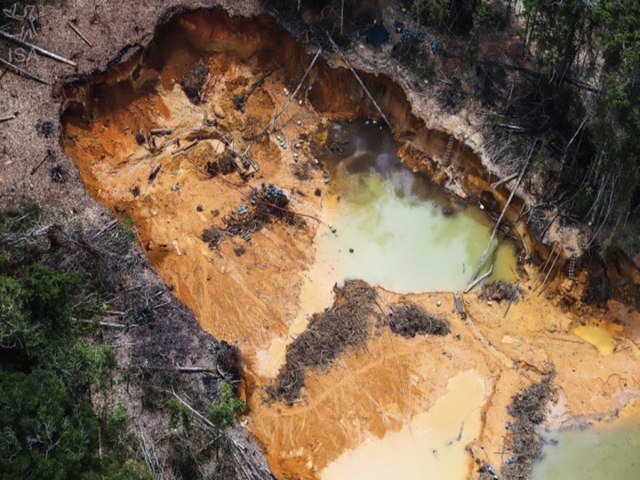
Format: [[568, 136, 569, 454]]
[[0, 210, 150, 479], [206, 380, 244, 431]]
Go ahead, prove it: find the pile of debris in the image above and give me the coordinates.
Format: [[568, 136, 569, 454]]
[[180, 60, 209, 104], [481, 280, 518, 302], [223, 184, 297, 238], [387, 303, 450, 337], [267, 280, 377, 405], [202, 226, 223, 249], [499, 374, 556, 480], [207, 154, 238, 176], [202, 184, 300, 248]]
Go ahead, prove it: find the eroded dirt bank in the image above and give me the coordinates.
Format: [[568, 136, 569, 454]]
[[61, 8, 640, 480]]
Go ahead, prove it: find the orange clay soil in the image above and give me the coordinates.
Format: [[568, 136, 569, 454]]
[[62, 9, 640, 479]]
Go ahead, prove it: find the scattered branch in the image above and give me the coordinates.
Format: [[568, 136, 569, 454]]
[[172, 139, 199, 156], [30, 151, 52, 175], [468, 140, 538, 285], [244, 47, 323, 155], [491, 172, 518, 189], [72, 318, 128, 328], [325, 32, 393, 129], [464, 264, 493, 293], [0, 30, 76, 66], [66, 20, 93, 47], [0, 57, 51, 85]]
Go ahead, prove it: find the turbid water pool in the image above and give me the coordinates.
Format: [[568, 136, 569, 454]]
[[315, 122, 517, 293], [258, 122, 517, 377], [532, 400, 640, 480], [320, 370, 486, 480]]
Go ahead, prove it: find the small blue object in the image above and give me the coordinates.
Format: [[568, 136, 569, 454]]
[[415, 31, 425, 42], [401, 29, 410, 42], [486, 465, 496, 475], [431, 39, 439, 54], [366, 24, 390, 48]]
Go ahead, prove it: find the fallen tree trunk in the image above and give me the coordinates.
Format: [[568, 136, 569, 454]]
[[467, 139, 538, 285]]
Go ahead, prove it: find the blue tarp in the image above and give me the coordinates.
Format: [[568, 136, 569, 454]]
[[366, 24, 389, 48]]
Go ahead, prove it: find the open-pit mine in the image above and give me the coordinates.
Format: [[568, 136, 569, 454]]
[[61, 8, 640, 479]]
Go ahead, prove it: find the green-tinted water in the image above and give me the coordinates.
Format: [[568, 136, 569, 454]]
[[256, 123, 518, 376], [532, 410, 640, 480], [317, 122, 517, 293]]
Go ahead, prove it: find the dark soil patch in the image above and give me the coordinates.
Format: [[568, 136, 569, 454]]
[[388, 303, 450, 337], [217, 154, 238, 175], [180, 60, 209, 104], [202, 226, 223, 249], [267, 280, 377, 405], [580, 249, 640, 310], [499, 374, 555, 480], [581, 271, 611, 308], [35, 120, 55, 138], [293, 161, 311, 180], [50, 164, 68, 183], [214, 340, 242, 383], [206, 160, 220, 176], [481, 280, 518, 302]]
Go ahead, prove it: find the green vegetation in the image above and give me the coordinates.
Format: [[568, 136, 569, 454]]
[[522, 0, 640, 243], [472, 0, 504, 35], [206, 380, 245, 431], [410, 0, 449, 29], [0, 210, 151, 480]]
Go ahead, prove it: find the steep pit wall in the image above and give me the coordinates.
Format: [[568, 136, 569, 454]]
[[63, 8, 536, 255]]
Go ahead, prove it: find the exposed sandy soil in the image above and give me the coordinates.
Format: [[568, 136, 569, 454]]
[[59, 8, 640, 480]]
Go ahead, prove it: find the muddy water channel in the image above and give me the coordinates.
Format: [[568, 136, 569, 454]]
[[62, 8, 640, 480]]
